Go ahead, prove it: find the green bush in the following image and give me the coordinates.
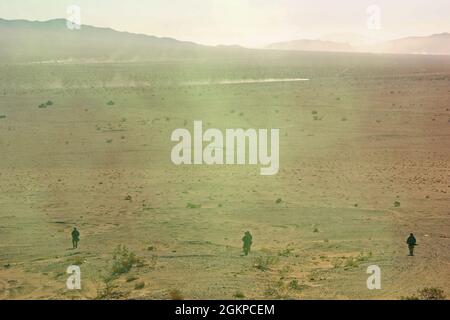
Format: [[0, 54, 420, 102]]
[[233, 291, 245, 299], [112, 245, 138, 276], [278, 248, 293, 257], [289, 279, 308, 291], [254, 256, 279, 271]]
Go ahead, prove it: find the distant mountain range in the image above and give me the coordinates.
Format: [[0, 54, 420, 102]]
[[267, 33, 450, 55], [1, 18, 449, 63], [267, 39, 353, 53], [0, 18, 244, 62], [375, 33, 450, 55]]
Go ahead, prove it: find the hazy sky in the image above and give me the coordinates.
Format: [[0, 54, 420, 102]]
[[1, 0, 450, 47]]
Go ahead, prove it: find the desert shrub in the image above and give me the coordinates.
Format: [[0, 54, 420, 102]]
[[233, 291, 245, 299], [106, 100, 115, 106], [289, 280, 309, 291], [344, 257, 359, 269], [0, 115, 6, 119], [254, 256, 279, 271], [111, 245, 138, 276], [46, 100, 53, 106], [134, 281, 145, 290], [38, 103, 47, 108], [394, 201, 401, 207], [96, 276, 120, 300], [278, 248, 293, 257], [356, 251, 372, 262], [417, 287, 446, 300], [313, 114, 323, 121], [186, 203, 201, 209], [264, 280, 288, 299], [342, 252, 372, 270], [311, 111, 323, 121], [275, 198, 282, 204], [169, 289, 184, 300], [401, 287, 446, 300], [313, 227, 319, 233], [332, 258, 343, 268]]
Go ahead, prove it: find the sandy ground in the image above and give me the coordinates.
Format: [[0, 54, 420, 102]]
[[0, 55, 449, 299]]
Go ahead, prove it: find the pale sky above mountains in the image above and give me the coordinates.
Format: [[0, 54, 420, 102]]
[[1, 0, 449, 47]]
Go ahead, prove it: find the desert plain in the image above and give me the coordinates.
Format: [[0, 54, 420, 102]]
[[0, 51, 449, 299]]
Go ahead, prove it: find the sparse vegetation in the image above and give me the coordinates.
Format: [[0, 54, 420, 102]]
[[186, 202, 201, 209], [311, 110, 323, 121], [96, 275, 121, 300], [111, 245, 139, 276], [288, 279, 309, 292], [402, 287, 446, 300], [344, 256, 359, 269], [278, 248, 293, 257], [1, 33, 449, 300], [254, 255, 279, 271], [264, 280, 289, 299], [134, 281, 145, 290], [334, 252, 373, 270]]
